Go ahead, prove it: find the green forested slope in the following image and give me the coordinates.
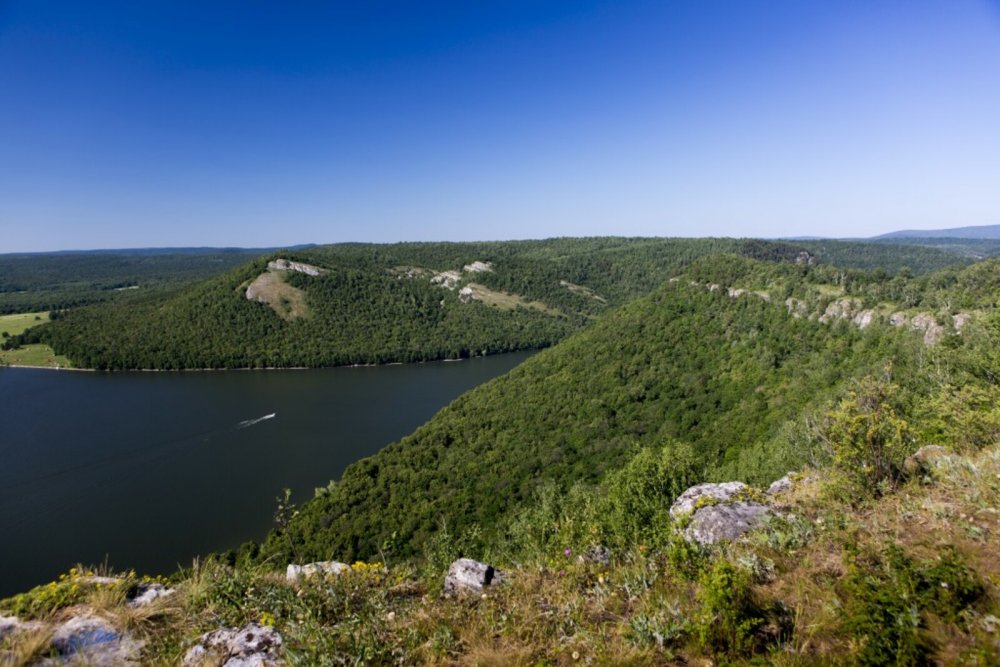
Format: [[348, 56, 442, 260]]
[[0, 249, 269, 314], [10, 238, 967, 369], [262, 257, 926, 564]]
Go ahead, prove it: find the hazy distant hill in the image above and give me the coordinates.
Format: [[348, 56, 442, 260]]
[[874, 223, 1000, 240]]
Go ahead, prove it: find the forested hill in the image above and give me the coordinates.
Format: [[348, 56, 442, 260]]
[[260, 254, 951, 565], [0, 249, 271, 315], [8, 237, 970, 369]]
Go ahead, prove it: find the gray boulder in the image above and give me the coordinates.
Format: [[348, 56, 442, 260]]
[[671, 481, 773, 546], [286, 560, 349, 582], [684, 502, 773, 545], [669, 481, 748, 518], [444, 558, 503, 595], [183, 623, 283, 667]]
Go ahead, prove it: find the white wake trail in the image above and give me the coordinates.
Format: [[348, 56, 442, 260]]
[[238, 413, 276, 428]]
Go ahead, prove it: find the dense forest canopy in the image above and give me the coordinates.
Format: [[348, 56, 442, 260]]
[[4, 237, 972, 369], [260, 252, 977, 565], [0, 249, 270, 314]]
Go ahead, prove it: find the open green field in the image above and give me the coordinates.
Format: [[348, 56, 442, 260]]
[[0, 312, 71, 368]]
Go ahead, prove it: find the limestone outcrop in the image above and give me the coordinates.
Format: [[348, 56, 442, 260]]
[[183, 623, 283, 667], [286, 561, 349, 582], [267, 259, 323, 276], [462, 261, 493, 273]]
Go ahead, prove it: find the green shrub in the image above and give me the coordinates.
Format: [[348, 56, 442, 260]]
[[826, 374, 914, 498], [840, 545, 984, 665], [601, 440, 700, 549], [695, 559, 766, 657]]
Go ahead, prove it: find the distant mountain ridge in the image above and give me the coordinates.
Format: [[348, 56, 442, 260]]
[[873, 224, 1000, 240]]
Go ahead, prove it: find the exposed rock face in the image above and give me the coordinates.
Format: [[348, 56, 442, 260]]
[[785, 298, 808, 318], [286, 561, 349, 582], [953, 313, 972, 331], [671, 482, 772, 546], [183, 623, 283, 667], [463, 261, 493, 273], [128, 582, 175, 608], [819, 298, 858, 324], [727, 288, 746, 298], [852, 310, 876, 329], [669, 481, 748, 519], [910, 313, 945, 345], [889, 312, 909, 327], [444, 558, 503, 595], [267, 258, 322, 276], [44, 615, 144, 666], [903, 445, 950, 477], [458, 286, 477, 303], [431, 271, 462, 290]]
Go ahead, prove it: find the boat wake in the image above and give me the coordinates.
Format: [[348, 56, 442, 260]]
[[238, 413, 276, 428]]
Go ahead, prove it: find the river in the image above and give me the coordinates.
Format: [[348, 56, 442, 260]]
[[0, 352, 533, 597]]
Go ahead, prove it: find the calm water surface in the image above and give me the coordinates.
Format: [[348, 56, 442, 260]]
[[0, 352, 532, 596]]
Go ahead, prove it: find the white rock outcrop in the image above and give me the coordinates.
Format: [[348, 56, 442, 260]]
[[286, 561, 349, 582], [462, 261, 493, 273], [458, 286, 477, 303], [267, 259, 323, 276], [431, 271, 462, 290], [910, 313, 945, 345]]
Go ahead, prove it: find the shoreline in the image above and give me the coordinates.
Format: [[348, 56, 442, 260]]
[[1, 351, 535, 374]]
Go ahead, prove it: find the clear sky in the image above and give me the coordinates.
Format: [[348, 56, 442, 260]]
[[2, 1, 999, 252]]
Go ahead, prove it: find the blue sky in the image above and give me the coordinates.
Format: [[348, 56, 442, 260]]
[[1, 1, 999, 251]]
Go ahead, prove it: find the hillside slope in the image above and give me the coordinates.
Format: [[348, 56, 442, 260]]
[[261, 258, 931, 565], [11, 238, 968, 369]]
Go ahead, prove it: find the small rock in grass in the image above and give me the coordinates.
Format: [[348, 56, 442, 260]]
[[444, 558, 503, 595], [576, 545, 612, 567], [127, 582, 175, 608]]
